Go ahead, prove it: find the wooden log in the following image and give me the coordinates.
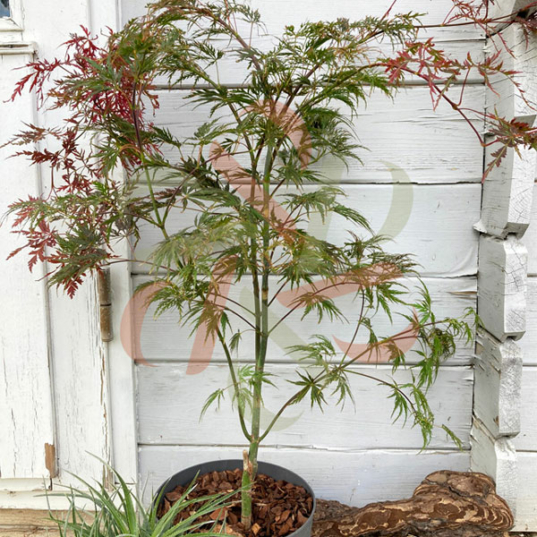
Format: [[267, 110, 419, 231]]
[[311, 471, 513, 537], [477, 25, 537, 238], [474, 333, 523, 437], [477, 236, 528, 341]]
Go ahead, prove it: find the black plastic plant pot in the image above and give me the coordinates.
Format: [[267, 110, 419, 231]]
[[155, 459, 317, 537]]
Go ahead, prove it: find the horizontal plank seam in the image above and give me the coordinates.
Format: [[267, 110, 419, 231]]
[[131, 270, 479, 278], [135, 360, 475, 369], [138, 444, 469, 453], [155, 80, 486, 91]]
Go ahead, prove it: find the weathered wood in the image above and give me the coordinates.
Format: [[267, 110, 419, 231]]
[[514, 366, 537, 450], [0, 531, 58, 537], [311, 471, 513, 537], [487, 26, 537, 122], [474, 333, 523, 438], [490, 0, 537, 20], [477, 26, 537, 238], [522, 184, 537, 276], [477, 236, 528, 341], [514, 452, 537, 531], [47, 275, 112, 486], [520, 278, 537, 364], [0, 53, 55, 480], [154, 87, 484, 185], [478, 142, 537, 239], [136, 184, 480, 277], [0, 510, 62, 527], [136, 363, 473, 450], [0, 508, 92, 537], [470, 418, 517, 515], [108, 239, 139, 484], [130, 276, 476, 364], [138, 445, 470, 507]]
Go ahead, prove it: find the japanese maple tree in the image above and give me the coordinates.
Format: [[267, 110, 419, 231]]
[[4, 0, 537, 528]]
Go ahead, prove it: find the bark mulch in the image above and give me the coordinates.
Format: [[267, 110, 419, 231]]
[[158, 468, 313, 537]]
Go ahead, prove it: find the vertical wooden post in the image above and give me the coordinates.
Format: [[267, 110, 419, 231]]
[[471, 5, 537, 526]]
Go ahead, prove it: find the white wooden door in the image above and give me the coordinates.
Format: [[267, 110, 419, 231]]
[[0, 0, 120, 508], [0, 6, 56, 487]]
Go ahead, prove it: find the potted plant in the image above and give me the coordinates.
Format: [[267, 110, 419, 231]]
[[4, 1, 537, 536]]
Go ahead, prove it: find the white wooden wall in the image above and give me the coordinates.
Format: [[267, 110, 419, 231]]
[[121, 0, 484, 508], [1, 0, 537, 531]]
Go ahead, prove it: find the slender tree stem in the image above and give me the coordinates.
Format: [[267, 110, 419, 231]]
[[217, 330, 251, 441]]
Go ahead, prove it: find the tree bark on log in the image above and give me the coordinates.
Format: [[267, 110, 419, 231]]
[[312, 471, 514, 537]]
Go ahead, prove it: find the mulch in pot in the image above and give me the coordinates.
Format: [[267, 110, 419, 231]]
[[158, 468, 313, 537]]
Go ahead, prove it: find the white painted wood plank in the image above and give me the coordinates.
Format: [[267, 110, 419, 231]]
[[154, 86, 485, 184], [474, 333, 522, 437], [123, 0, 483, 38], [520, 278, 537, 364], [19, 0, 91, 59], [130, 276, 476, 364], [491, 0, 537, 19], [477, 235, 528, 341], [123, 0, 485, 85], [514, 451, 537, 531], [91, 0, 138, 487], [47, 278, 112, 485], [138, 445, 469, 507], [137, 363, 473, 450], [0, 53, 55, 480], [470, 418, 517, 515], [514, 366, 537, 450], [478, 27, 537, 238], [108, 239, 139, 484], [136, 184, 480, 277], [478, 143, 537, 238], [521, 183, 537, 276], [487, 26, 537, 122]]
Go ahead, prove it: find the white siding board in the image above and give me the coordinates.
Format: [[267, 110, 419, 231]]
[[520, 277, 537, 364], [138, 445, 469, 507], [521, 183, 537, 276], [136, 184, 480, 278], [123, 0, 483, 39], [130, 276, 476, 364], [515, 452, 537, 531], [123, 0, 485, 86], [137, 363, 473, 450], [514, 367, 537, 451], [154, 87, 485, 184]]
